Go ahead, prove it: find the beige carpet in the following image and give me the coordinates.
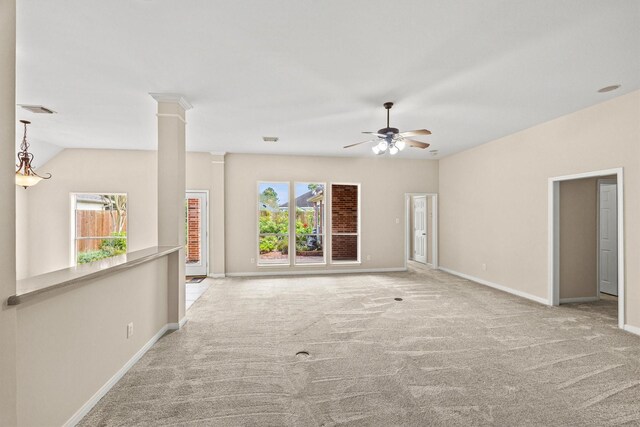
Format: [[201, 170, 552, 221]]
[[80, 267, 640, 426]]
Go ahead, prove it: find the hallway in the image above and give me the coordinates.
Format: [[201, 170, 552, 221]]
[[80, 269, 640, 426]]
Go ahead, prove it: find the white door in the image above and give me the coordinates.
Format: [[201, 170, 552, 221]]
[[413, 196, 427, 264], [599, 181, 618, 296], [185, 191, 208, 276]]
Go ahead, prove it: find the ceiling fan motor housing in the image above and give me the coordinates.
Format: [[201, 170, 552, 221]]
[[378, 127, 399, 137]]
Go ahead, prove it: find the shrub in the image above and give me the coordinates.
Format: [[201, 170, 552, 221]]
[[78, 232, 127, 264], [100, 231, 127, 252], [259, 236, 278, 254], [77, 248, 123, 264], [277, 239, 288, 255]]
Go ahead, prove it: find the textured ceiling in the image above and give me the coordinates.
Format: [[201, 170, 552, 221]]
[[15, 0, 640, 160]]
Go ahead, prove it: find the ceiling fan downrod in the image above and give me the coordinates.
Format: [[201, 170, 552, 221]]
[[384, 102, 393, 128]]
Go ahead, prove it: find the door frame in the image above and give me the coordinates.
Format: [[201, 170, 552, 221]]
[[597, 178, 618, 296], [186, 190, 209, 276], [548, 168, 624, 329], [404, 193, 438, 269]]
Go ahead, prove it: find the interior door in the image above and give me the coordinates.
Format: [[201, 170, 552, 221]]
[[599, 181, 618, 296], [413, 196, 427, 264], [185, 191, 208, 276]]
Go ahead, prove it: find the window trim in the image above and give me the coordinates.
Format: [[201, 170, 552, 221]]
[[293, 182, 327, 267], [329, 182, 361, 265], [70, 192, 129, 266], [256, 181, 291, 267]]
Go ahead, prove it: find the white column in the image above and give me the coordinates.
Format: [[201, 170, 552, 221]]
[[0, 0, 18, 424], [150, 93, 191, 325], [211, 153, 226, 276]]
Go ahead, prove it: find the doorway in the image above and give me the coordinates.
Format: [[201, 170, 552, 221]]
[[185, 191, 208, 277], [548, 168, 624, 329], [405, 193, 438, 268]]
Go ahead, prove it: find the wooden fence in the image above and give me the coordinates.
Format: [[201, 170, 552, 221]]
[[76, 211, 127, 252]]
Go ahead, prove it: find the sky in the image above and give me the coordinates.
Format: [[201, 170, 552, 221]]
[[258, 182, 324, 203]]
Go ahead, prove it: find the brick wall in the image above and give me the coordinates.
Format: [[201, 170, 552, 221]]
[[331, 184, 358, 261], [186, 198, 201, 263]]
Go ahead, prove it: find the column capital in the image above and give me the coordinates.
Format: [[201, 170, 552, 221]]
[[149, 93, 193, 111]]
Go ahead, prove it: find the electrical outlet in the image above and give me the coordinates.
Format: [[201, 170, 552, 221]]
[[482, 263, 487, 271], [127, 322, 134, 338], [250, 257, 255, 264], [366, 254, 371, 261], [395, 218, 400, 224]]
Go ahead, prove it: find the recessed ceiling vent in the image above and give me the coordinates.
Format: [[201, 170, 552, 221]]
[[19, 105, 56, 114], [597, 85, 620, 93], [263, 136, 279, 143]]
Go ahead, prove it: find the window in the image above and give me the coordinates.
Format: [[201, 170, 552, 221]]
[[294, 183, 325, 264], [73, 193, 127, 264], [258, 182, 290, 265], [331, 184, 360, 263]]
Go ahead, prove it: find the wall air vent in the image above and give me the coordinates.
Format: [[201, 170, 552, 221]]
[[262, 136, 279, 143], [19, 105, 57, 114]]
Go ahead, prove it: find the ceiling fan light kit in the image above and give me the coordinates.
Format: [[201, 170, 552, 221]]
[[344, 101, 432, 156]]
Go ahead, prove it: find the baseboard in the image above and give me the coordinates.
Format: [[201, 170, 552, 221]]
[[559, 296, 599, 304], [438, 267, 549, 306], [208, 273, 226, 278], [226, 267, 407, 278], [64, 323, 170, 426], [168, 317, 189, 330], [623, 324, 640, 337]]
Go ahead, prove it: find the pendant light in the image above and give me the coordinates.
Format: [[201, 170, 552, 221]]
[[15, 120, 52, 188]]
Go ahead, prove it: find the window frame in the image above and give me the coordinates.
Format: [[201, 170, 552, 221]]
[[293, 182, 327, 267], [256, 181, 291, 267], [329, 182, 361, 265], [70, 192, 129, 266]]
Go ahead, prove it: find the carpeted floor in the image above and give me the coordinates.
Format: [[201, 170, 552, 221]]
[[80, 267, 640, 426]]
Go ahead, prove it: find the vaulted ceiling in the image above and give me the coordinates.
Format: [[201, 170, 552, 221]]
[[15, 0, 640, 160]]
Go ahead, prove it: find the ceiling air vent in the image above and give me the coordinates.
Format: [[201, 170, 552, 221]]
[[262, 136, 279, 143], [19, 105, 56, 114]]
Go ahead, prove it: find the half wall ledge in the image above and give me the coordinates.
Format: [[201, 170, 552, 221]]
[[7, 245, 182, 306]]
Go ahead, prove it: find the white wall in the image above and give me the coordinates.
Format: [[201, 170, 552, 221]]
[[19, 150, 439, 279], [18, 149, 227, 279], [15, 188, 29, 280], [439, 90, 640, 327], [22, 149, 158, 277], [225, 154, 439, 274], [16, 256, 170, 426], [0, 0, 18, 424]]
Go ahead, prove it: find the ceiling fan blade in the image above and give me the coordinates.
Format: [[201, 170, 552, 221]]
[[362, 131, 387, 138], [343, 139, 375, 149], [405, 139, 430, 149], [399, 129, 432, 137]]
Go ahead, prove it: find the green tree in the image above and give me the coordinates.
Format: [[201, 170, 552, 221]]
[[102, 194, 127, 233], [260, 187, 280, 209]]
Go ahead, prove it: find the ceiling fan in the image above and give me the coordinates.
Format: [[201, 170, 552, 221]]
[[344, 102, 431, 155]]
